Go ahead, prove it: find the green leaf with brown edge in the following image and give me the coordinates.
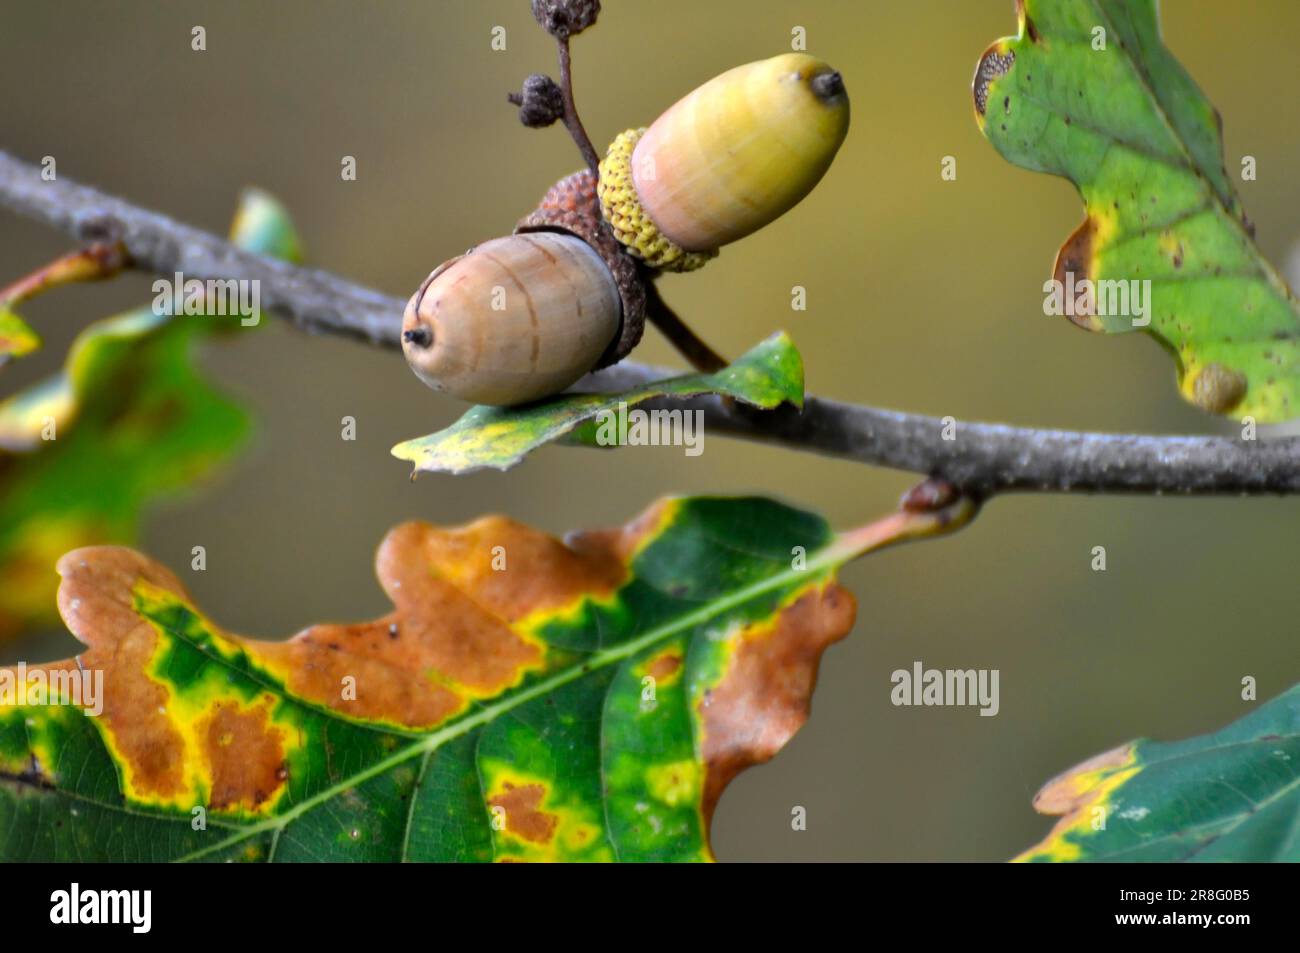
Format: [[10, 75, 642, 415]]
[[1017, 683, 1300, 862], [0, 190, 302, 640], [975, 0, 1300, 421], [0, 493, 974, 862], [0, 307, 40, 363], [391, 331, 803, 476]]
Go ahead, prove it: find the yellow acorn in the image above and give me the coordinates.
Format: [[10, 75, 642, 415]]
[[598, 53, 850, 271], [402, 232, 622, 406]]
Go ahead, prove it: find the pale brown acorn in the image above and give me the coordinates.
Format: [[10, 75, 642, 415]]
[[403, 168, 646, 407], [401, 232, 622, 407]]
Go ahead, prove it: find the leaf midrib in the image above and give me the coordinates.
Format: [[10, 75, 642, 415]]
[[1082, 0, 1296, 303], [1089, 0, 1218, 199]]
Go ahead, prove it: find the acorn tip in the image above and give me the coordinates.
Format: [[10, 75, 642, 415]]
[[811, 70, 846, 104], [403, 326, 432, 348]]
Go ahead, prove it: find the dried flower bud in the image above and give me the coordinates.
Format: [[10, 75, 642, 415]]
[[531, 0, 600, 40], [508, 73, 565, 128]]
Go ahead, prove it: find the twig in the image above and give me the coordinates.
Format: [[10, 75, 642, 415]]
[[1, 150, 1297, 496], [555, 37, 601, 175], [0, 154, 398, 347], [578, 366, 1300, 496]]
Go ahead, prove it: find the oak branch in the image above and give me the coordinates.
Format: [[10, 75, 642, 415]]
[[1, 150, 1297, 496]]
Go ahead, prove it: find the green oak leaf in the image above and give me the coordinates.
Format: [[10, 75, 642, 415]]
[[975, 0, 1300, 421], [0, 494, 971, 862], [392, 331, 804, 476], [0, 189, 302, 640], [0, 308, 40, 363], [1019, 683, 1300, 861]]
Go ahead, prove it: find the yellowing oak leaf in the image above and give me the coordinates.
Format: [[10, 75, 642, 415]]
[[0, 495, 972, 862], [976, 0, 1300, 421]]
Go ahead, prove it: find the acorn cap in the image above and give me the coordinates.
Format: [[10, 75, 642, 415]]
[[598, 53, 850, 269], [597, 128, 716, 273]]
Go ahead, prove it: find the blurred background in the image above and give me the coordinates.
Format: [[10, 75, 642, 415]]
[[2, 0, 1298, 861]]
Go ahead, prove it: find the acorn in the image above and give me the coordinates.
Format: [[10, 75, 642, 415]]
[[598, 53, 850, 271], [401, 232, 623, 406], [402, 167, 648, 407]]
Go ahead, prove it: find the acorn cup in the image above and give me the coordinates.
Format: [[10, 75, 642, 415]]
[[403, 52, 849, 406]]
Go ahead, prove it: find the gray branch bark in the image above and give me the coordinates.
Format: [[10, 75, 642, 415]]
[[2, 150, 1297, 496]]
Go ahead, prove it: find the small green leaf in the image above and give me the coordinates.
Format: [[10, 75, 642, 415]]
[[1018, 684, 1300, 862], [0, 307, 40, 361], [392, 331, 804, 476], [976, 0, 1300, 421], [230, 187, 305, 263]]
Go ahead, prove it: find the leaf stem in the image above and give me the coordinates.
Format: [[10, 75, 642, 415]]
[[831, 478, 980, 563], [0, 240, 129, 307]]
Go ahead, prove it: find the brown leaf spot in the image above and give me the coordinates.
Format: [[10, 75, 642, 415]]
[[489, 782, 558, 844], [1014, 1, 1041, 43], [645, 650, 682, 682], [563, 498, 675, 568], [254, 616, 467, 729], [1017, 742, 1140, 859], [54, 549, 190, 801], [199, 698, 288, 812], [417, 516, 626, 625], [697, 583, 857, 824], [43, 508, 650, 753], [1032, 743, 1133, 816], [257, 516, 632, 725], [1053, 217, 1103, 331], [1190, 363, 1247, 414], [972, 45, 1015, 117]]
